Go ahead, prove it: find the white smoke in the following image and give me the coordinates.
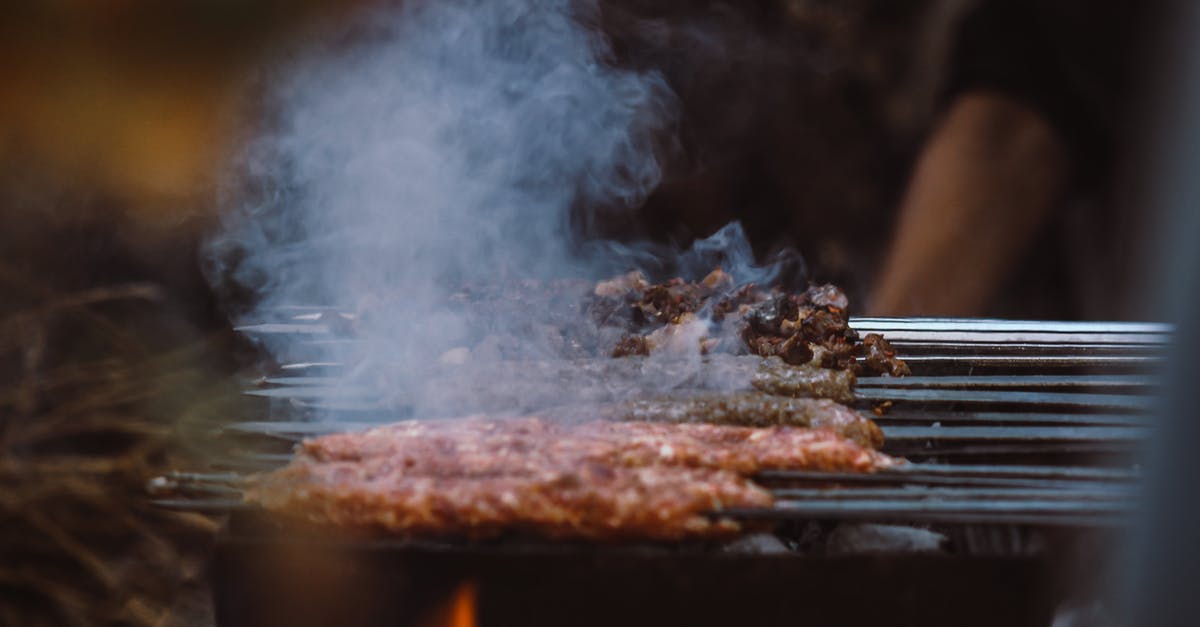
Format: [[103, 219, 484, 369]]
[[206, 0, 818, 421], [209, 0, 675, 373]]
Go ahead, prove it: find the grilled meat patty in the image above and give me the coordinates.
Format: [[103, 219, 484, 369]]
[[248, 416, 898, 540], [578, 393, 884, 449], [251, 462, 768, 540], [406, 354, 857, 416]]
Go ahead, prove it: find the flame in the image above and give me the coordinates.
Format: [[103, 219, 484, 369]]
[[419, 580, 477, 627], [448, 580, 477, 627]]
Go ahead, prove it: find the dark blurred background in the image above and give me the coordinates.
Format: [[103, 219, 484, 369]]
[[0, 1, 1173, 624]]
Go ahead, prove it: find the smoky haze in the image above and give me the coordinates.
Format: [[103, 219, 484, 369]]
[[207, 0, 797, 416]]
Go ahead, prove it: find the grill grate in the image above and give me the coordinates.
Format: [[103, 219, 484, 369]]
[[153, 317, 1159, 528]]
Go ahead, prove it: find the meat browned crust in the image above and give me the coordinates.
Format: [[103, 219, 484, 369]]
[[584, 393, 883, 449], [249, 417, 898, 540], [750, 357, 856, 403], [250, 463, 767, 541]]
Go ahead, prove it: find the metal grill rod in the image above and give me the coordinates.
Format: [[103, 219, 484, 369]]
[[263, 373, 1157, 390], [857, 374, 1157, 389], [848, 318, 1170, 334], [151, 474, 1135, 495], [870, 412, 1145, 426], [251, 311, 1170, 334], [255, 341, 1163, 371], [263, 352, 1161, 375], [892, 354, 1159, 368], [149, 499, 1133, 526], [154, 497, 1126, 526], [857, 388, 1153, 411], [756, 474, 1130, 491], [756, 464, 1139, 485], [154, 462, 1139, 493], [237, 318, 1171, 346], [771, 487, 1135, 501], [243, 381, 1154, 411], [261, 339, 1164, 359], [219, 418, 1148, 446], [880, 425, 1147, 443], [725, 505, 1130, 527], [883, 333, 1164, 345]]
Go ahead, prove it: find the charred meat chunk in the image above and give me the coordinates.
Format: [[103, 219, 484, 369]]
[[357, 271, 907, 378], [739, 284, 861, 369], [860, 333, 911, 377]]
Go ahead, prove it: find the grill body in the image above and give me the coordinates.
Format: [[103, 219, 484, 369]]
[[165, 317, 1157, 626], [212, 514, 1059, 627]]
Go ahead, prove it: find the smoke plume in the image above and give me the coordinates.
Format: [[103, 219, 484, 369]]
[[207, 0, 799, 416], [210, 0, 671, 354]]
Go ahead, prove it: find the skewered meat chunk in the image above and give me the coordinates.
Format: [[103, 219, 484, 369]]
[[249, 416, 898, 540], [861, 333, 911, 377]]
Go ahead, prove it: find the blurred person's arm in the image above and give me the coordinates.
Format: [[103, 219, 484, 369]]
[[868, 90, 1070, 316]]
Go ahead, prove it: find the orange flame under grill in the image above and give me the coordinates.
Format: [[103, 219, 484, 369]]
[[420, 580, 477, 627]]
